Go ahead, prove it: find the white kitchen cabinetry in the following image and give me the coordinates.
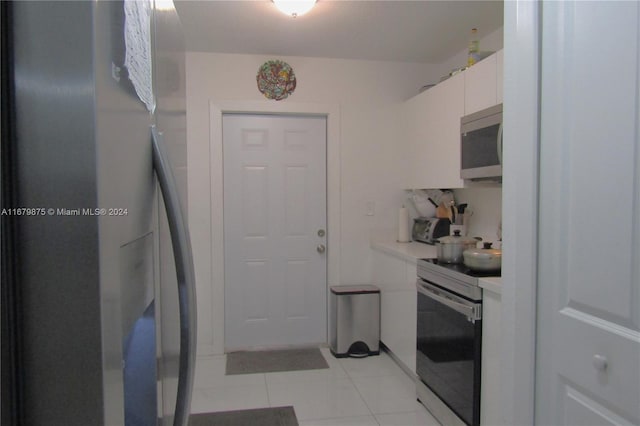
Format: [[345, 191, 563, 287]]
[[496, 49, 504, 104], [404, 49, 503, 190], [405, 72, 465, 189], [481, 283, 502, 426], [464, 54, 498, 115], [372, 249, 418, 374]]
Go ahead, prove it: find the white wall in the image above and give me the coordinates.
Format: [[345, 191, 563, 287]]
[[186, 52, 440, 354], [452, 186, 502, 245], [434, 27, 505, 81]]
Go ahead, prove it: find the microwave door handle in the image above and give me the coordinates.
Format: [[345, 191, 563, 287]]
[[497, 121, 503, 165]]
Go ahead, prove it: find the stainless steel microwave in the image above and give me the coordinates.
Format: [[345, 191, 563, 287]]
[[460, 103, 502, 181]]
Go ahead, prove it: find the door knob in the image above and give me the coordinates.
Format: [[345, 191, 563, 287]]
[[317, 229, 326, 237], [317, 244, 326, 253], [593, 354, 608, 371]]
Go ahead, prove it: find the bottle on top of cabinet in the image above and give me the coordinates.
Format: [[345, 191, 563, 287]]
[[468, 28, 480, 67]]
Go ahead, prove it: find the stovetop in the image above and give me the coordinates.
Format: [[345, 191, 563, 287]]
[[422, 258, 502, 278], [417, 258, 500, 301]]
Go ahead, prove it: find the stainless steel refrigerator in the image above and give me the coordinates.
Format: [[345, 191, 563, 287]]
[[0, 1, 197, 425]]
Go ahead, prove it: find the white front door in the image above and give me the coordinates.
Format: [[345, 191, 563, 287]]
[[223, 114, 327, 350], [536, 1, 640, 424]]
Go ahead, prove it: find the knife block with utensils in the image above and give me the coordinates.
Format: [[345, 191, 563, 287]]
[[436, 202, 449, 219]]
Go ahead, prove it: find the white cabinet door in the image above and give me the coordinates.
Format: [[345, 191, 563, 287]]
[[372, 250, 417, 373], [536, 2, 640, 425], [464, 54, 497, 115], [373, 250, 407, 349], [404, 262, 417, 372], [381, 290, 416, 373], [496, 49, 504, 105], [481, 290, 502, 426], [372, 250, 408, 292], [407, 72, 465, 189], [403, 88, 430, 189]]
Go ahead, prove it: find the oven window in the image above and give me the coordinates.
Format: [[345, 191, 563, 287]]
[[416, 289, 481, 426]]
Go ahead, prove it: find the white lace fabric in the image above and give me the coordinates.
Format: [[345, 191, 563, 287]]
[[124, 0, 155, 112]]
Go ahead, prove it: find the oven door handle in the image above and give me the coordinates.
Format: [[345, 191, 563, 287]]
[[417, 280, 481, 321]]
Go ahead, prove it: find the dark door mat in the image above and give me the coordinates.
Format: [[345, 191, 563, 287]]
[[226, 347, 329, 375], [189, 406, 298, 426]]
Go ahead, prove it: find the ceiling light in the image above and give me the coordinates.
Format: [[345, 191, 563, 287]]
[[272, 0, 316, 18], [155, 0, 175, 12]]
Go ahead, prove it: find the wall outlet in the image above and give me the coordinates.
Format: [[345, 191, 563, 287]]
[[365, 201, 375, 216]]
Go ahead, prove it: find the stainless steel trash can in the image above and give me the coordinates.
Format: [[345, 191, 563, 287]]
[[329, 285, 380, 358]]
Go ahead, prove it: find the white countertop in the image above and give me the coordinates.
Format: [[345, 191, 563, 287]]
[[370, 240, 437, 263], [372, 239, 502, 295], [479, 277, 502, 295]]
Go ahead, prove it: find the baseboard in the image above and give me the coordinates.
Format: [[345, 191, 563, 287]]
[[380, 341, 418, 382], [224, 341, 328, 353], [196, 344, 219, 357]]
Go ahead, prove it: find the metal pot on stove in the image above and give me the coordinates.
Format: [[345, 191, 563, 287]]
[[436, 230, 480, 263], [463, 242, 502, 272]]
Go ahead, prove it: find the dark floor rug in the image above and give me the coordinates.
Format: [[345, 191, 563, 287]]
[[226, 347, 329, 375], [189, 406, 298, 426]]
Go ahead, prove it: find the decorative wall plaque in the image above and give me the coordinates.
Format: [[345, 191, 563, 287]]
[[256, 60, 297, 101]]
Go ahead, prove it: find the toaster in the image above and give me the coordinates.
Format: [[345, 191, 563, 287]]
[[412, 217, 450, 245]]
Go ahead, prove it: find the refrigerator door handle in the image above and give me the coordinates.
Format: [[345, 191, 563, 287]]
[[151, 125, 197, 426]]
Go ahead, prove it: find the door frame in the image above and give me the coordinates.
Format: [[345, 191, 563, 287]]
[[502, 1, 540, 425], [209, 100, 340, 355]]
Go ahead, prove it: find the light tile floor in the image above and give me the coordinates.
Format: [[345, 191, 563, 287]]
[[191, 347, 440, 426]]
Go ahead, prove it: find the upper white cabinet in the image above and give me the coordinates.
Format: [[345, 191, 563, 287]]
[[405, 72, 465, 189], [464, 53, 498, 115], [403, 49, 503, 189], [467, 49, 504, 113]]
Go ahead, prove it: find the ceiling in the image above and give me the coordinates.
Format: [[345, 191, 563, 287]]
[[174, 1, 504, 64]]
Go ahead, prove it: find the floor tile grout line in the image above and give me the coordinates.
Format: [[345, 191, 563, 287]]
[[338, 358, 413, 382], [343, 353, 430, 420], [300, 413, 383, 425], [263, 373, 272, 407], [345, 360, 379, 420]]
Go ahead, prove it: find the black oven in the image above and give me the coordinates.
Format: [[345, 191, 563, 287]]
[[415, 259, 484, 426]]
